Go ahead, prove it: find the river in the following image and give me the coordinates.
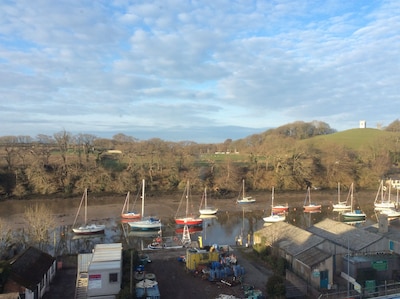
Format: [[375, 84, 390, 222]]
[[0, 188, 391, 255]]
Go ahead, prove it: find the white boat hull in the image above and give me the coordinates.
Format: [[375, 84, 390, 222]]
[[199, 207, 218, 215], [263, 214, 285, 223], [72, 224, 105, 235]]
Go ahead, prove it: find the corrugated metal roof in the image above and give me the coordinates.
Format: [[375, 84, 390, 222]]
[[255, 222, 324, 256], [91, 243, 122, 262], [307, 219, 383, 251], [295, 246, 331, 268], [89, 261, 120, 271]]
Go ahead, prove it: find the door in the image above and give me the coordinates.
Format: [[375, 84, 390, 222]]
[[320, 270, 329, 289]]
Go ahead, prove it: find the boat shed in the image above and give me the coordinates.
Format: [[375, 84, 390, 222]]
[[86, 243, 122, 299], [307, 219, 389, 274], [254, 222, 334, 291]]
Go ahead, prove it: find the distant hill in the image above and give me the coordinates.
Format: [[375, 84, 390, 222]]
[[307, 128, 397, 150]]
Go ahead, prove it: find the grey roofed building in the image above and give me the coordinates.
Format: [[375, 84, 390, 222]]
[[295, 246, 332, 268], [254, 222, 325, 256], [307, 218, 384, 252]]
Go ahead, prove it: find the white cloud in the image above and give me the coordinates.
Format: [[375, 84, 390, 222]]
[[0, 0, 399, 142]]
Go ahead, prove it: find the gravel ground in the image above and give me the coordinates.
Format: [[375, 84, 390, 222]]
[[143, 245, 272, 299], [42, 245, 271, 299]]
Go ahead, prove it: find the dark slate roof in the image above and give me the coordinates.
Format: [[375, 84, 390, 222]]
[[307, 219, 383, 251], [9, 247, 55, 291], [295, 246, 331, 268]]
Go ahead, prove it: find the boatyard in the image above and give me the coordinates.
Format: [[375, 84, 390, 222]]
[[142, 244, 270, 299]]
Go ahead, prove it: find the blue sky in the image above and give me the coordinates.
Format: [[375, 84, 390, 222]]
[[0, 1, 399, 143]]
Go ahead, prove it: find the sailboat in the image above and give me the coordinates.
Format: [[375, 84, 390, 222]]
[[263, 187, 285, 223], [303, 187, 321, 212], [342, 183, 366, 221], [271, 187, 289, 213], [237, 179, 256, 204], [332, 182, 351, 210], [378, 184, 400, 219], [72, 188, 105, 235], [374, 180, 396, 210], [199, 187, 218, 215], [175, 181, 203, 226], [121, 191, 141, 220], [128, 179, 162, 230]]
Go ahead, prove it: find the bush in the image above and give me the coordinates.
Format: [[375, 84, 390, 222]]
[[266, 274, 285, 298]]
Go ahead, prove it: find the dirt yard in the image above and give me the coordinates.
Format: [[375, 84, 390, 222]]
[[144, 246, 271, 298], [43, 245, 271, 299]]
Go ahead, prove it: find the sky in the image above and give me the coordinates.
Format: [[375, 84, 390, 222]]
[[0, 1, 399, 143]]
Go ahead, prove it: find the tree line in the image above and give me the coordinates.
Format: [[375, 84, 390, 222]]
[[1, 120, 400, 199]]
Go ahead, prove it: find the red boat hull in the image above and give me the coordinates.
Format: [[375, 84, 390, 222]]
[[272, 206, 289, 213], [175, 217, 203, 226]]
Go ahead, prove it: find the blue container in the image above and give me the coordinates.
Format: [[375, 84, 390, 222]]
[[209, 269, 215, 281], [212, 261, 221, 270], [220, 268, 226, 278]]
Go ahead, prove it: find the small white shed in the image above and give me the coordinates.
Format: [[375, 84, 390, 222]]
[[87, 243, 122, 298]]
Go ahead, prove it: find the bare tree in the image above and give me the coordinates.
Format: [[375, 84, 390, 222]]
[[0, 219, 12, 259], [24, 204, 56, 249]]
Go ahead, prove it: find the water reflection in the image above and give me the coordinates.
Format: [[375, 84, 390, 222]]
[[2, 201, 391, 255]]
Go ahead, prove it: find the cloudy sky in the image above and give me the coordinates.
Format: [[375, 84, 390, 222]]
[[1, 1, 399, 143]]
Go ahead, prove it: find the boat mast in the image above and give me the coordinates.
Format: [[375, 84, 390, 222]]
[[350, 183, 354, 212], [185, 181, 189, 217], [84, 188, 87, 225], [271, 187, 275, 216], [141, 179, 145, 218], [204, 187, 207, 208]]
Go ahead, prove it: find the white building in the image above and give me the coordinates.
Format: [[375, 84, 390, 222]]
[[77, 243, 123, 299]]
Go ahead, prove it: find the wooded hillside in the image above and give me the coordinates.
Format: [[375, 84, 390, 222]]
[[1, 120, 400, 199]]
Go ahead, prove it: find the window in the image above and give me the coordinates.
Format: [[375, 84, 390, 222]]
[[109, 273, 118, 283]]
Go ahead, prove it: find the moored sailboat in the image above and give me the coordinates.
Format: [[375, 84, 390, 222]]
[[72, 188, 105, 235], [128, 179, 162, 230], [121, 191, 141, 220], [374, 180, 396, 210], [342, 183, 366, 221], [303, 187, 321, 212], [237, 179, 256, 204], [332, 182, 351, 210], [263, 187, 285, 223], [175, 181, 203, 226], [199, 187, 218, 215]]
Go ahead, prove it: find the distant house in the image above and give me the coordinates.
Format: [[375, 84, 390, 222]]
[[0, 293, 21, 299], [3, 247, 56, 299]]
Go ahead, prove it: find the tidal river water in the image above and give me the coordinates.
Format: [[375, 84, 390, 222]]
[[0, 188, 389, 255]]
